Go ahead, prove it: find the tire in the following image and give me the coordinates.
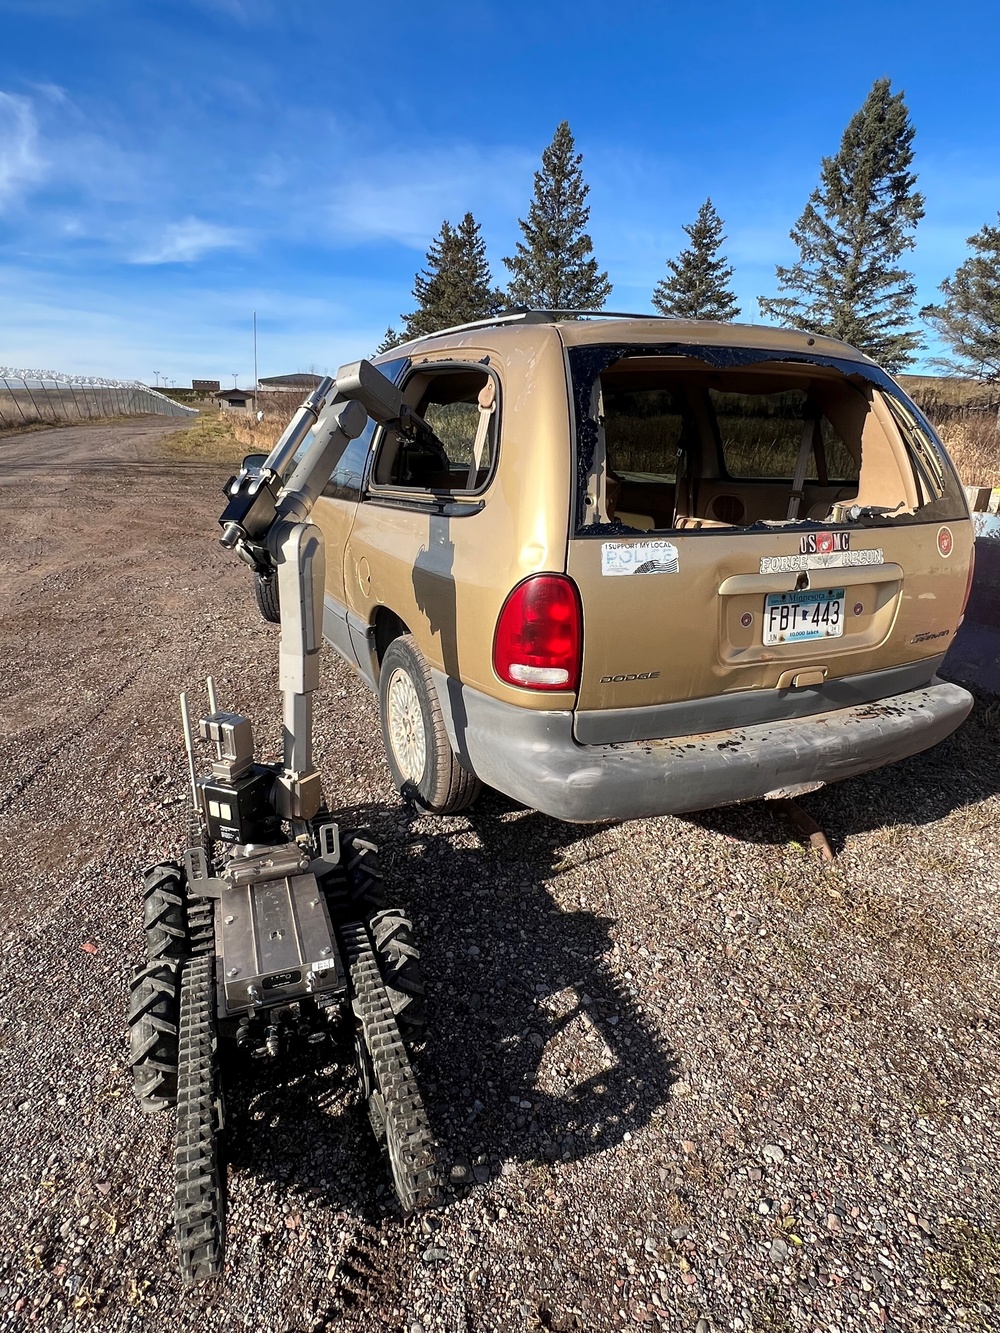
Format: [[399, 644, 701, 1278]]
[[254, 573, 280, 623], [313, 818, 386, 923], [378, 635, 481, 815], [128, 961, 180, 1112], [370, 909, 426, 1037], [142, 863, 188, 962], [341, 828, 387, 918]]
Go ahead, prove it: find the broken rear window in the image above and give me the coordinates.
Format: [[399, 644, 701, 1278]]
[[569, 342, 966, 534]]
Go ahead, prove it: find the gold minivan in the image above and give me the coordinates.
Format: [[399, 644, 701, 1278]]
[[303, 312, 975, 821]]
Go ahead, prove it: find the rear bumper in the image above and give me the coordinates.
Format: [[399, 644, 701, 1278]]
[[432, 671, 974, 823]]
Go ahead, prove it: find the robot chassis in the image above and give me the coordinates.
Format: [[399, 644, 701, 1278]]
[[127, 362, 442, 1283]]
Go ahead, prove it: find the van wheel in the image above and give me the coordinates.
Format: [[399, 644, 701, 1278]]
[[378, 635, 481, 815], [254, 573, 280, 623]]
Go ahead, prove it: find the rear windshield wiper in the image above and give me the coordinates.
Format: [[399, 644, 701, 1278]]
[[842, 502, 907, 522]]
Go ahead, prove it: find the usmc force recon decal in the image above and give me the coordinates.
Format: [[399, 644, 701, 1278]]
[[760, 548, 884, 575], [602, 540, 679, 576]]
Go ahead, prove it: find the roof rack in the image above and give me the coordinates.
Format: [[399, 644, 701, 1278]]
[[384, 308, 674, 349]]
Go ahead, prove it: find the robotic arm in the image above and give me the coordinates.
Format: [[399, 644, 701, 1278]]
[[217, 359, 410, 559], [213, 360, 408, 822]]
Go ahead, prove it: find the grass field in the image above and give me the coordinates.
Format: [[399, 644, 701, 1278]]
[[905, 378, 1000, 485], [163, 376, 1000, 488], [161, 411, 245, 464]]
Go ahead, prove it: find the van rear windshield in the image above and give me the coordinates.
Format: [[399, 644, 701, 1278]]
[[569, 343, 966, 534]]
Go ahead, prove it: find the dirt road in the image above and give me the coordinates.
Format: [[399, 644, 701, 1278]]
[[2, 418, 1000, 1333]]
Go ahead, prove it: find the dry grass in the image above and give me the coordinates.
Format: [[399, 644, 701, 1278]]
[[161, 398, 301, 464], [229, 414, 292, 453], [899, 374, 999, 410], [228, 396, 299, 454], [0, 414, 142, 439], [933, 412, 1000, 486], [902, 375, 1000, 485], [160, 410, 242, 464], [927, 1219, 1000, 1328]]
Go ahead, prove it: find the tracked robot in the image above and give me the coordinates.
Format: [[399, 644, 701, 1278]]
[[126, 363, 442, 1282]]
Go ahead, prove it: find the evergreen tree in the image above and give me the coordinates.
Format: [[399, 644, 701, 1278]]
[[921, 215, 1000, 381], [402, 212, 502, 338], [503, 120, 612, 311], [652, 198, 739, 321], [376, 327, 405, 354], [758, 78, 925, 372]]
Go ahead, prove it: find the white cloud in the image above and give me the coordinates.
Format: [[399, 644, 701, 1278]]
[[0, 264, 393, 382], [190, 0, 275, 21], [130, 218, 248, 264], [0, 92, 46, 211], [324, 144, 534, 249]]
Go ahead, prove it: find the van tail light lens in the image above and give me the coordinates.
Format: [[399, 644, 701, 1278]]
[[493, 574, 582, 691], [958, 546, 976, 626]]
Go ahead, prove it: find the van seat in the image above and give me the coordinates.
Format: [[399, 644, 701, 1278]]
[[615, 510, 655, 531], [807, 490, 857, 521], [673, 516, 733, 530]]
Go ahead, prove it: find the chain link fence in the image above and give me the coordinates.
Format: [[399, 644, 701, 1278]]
[[0, 369, 198, 429]]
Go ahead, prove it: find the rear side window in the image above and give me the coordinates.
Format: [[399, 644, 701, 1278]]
[[372, 366, 499, 494], [709, 388, 859, 483]]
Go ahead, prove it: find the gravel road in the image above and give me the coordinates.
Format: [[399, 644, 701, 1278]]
[[2, 417, 1000, 1333]]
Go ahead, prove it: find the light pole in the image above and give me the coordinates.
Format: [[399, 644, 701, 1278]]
[[253, 310, 258, 416], [153, 370, 161, 387]]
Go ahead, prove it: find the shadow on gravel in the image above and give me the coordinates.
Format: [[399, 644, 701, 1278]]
[[219, 1037, 410, 1323], [222, 1039, 388, 1215], [220, 794, 680, 1222], [355, 796, 680, 1192], [680, 687, 1000, 855]]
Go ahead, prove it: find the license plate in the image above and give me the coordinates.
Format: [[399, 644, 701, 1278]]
[[763, 588, 845, 645]]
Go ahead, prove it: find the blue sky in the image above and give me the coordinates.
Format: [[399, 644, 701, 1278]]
[[1, 0, 998, 384]]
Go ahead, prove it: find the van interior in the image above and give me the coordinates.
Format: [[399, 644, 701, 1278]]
[[581, 356, 949, 533]]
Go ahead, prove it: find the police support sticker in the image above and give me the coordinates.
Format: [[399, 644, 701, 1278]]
[[601, 539, 679, 575], [937, 525, 954, 558]]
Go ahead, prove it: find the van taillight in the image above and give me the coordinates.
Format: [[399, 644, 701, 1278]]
[[959, 546, 976, 625], [493, 574, 582, 691]]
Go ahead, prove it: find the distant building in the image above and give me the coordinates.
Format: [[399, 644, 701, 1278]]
[[258, 373, 324, 391], [192, 378, 221, 393], [215, 388, 253, 411]]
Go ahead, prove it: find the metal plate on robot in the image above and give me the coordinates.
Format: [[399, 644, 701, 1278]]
[[217, 871, 344, 1015]]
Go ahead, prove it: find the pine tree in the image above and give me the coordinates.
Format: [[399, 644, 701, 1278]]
[[758, 78, 925, 372], [402, 212, 502, 338], [503, 121, 612, 311], [921, 215, 1000, 381], [652, 198, 739, 321], [376, 327, 405, 354]]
